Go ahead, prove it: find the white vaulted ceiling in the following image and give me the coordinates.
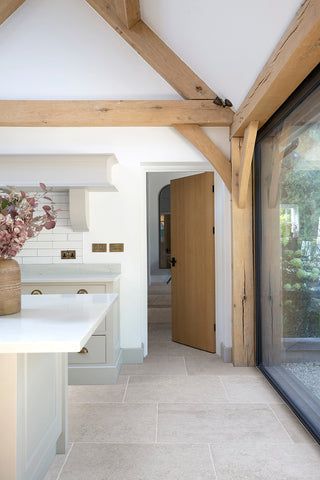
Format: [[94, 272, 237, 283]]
[[140, 0, 303, 108], [0, 0, 303, 107]]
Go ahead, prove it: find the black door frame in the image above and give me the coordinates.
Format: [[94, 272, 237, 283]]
[[255, 64, 320, 444]]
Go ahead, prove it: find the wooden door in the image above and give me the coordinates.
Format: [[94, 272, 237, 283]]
[[171, 172, 215, 352]]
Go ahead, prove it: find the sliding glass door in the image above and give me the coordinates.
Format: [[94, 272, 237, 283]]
[[255, 66, 320, 441]]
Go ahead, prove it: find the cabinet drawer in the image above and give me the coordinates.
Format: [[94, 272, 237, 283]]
[[69, 336, 106, 365], [22, 284, 106, 295]]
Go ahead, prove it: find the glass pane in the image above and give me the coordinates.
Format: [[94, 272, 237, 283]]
[[257, 81, 320, 439]]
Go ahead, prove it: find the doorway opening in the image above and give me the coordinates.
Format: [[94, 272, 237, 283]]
[[146, 170, 216, 354]]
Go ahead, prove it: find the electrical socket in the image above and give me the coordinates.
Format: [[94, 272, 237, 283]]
[[61, 250, 76, 260]]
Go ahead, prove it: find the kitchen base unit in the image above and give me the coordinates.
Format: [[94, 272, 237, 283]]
[[21, 265, 122, 385], [0, 293, 117, 480]]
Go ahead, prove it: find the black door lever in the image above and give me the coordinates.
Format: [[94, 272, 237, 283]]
[[170, 257, 177, 267]]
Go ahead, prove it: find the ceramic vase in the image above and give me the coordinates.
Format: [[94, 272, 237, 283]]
[[0, 258, 21, 315]]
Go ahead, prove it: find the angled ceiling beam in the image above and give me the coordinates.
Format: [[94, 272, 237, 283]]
[[85, 0, 217, 100], [109, 0, 140, 28], [174, 124, 232, 191], [0, 0, 25, 26], [231, 0, 320, 137], [0, 100, 233, 127], [238, 121, 258, 208]]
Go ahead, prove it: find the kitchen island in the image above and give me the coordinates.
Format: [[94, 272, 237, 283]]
[[0, 293, 117, 480]]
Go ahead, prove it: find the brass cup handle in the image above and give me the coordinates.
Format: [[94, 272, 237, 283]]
[[77, 289, 88, 294], [79, 347, 89, 354], [31, 289, 43, 295]]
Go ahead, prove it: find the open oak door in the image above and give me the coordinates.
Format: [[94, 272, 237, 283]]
[[171, 172, 215, 353]]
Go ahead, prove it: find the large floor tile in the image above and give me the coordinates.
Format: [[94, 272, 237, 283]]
[[148, 340, 204, 357], [68, 382, 127, 404], [220, 375, 284, 404], [147, 341, 170, 355], [120, 355, 186, 375], [148, 284, 171, 295], [211, 442, 320, 479], [69, 403, 156, 443], [148, 307, 172, 324], [157, 403, 292, 444], [148, 325, 172, 342], [124, 375, 228, 404], [270, 404, 317, 444], [59, 443, 216, 480], [148, 294, 171, 307], [185, 355, 259, 376]]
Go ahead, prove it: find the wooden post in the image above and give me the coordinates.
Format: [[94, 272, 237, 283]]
[[231, 138, 255, 366]]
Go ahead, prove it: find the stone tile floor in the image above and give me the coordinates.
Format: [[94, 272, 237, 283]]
[[46, 290, 320, 480]]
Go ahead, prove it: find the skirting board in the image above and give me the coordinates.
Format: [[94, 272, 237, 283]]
[[68, 345, 144, 385], [220, 342, 232, 363]]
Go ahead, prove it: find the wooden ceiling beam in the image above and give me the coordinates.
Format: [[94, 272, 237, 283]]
[[231, 0, 320, 137], [109, 0, 140, 28], [0, 0, 25, 26], [85, 0, 217, 100], [0, 100, 233, 127], [174, 124, 232, 191], [238, 121, 258, 208]]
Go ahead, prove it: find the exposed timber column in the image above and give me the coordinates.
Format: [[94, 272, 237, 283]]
[[231, 137, 255, 366]]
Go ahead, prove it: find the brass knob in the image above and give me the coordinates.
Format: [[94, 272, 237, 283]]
[[31, 289, 42, 295], [79, 347, 88, 354], [77, 289, 88, 294]]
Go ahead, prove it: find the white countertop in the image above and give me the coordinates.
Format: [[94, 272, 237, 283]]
[[21, 271, 120, 283], [0, 294, 118, 354], [20, 264, 121, 284]]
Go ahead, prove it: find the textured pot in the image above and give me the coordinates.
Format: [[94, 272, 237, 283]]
[[0, 258, 21, 315]]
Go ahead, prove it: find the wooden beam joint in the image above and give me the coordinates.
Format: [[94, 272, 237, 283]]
[[174, 124, 232, 191], [238, 121, 259, 208]]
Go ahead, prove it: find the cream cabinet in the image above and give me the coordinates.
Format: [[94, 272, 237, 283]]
[[21, 279, 120, 384]]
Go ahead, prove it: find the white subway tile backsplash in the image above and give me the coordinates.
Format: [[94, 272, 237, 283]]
[[26, 241, 53, 249], [23, 257, 53, 264], [67, 233, 83, 241], [18, 249, 38, 257], [54, 203, 69, 211], [17, 193, 83, 265], [56, 219, 70, 226], [37, 249, 58, 257], [36, 234, 56, 242], [52, 242, 83, 250], [57, 211, 70, 219]]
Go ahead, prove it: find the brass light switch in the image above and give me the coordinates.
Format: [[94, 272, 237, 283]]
[[109, 243, 124, 252], [92, 243, 107, 253]]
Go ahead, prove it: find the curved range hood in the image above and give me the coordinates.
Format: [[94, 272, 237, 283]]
[[0, 154, 119, 231], [0, 154, 118, 191]]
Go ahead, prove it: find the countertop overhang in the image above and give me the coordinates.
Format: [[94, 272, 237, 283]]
[[0, 293, 117, 353], [21, 272, 121, 284]]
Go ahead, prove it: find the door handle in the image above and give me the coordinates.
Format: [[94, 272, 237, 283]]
[[170, 257, 177, 267]]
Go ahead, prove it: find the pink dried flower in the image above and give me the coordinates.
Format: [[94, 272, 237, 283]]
[[0, 183, 57, 259]]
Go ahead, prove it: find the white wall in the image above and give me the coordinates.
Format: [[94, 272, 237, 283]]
[[0, 0, 232, 357]]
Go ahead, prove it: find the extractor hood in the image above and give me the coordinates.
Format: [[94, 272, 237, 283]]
[[0, 154, 119, 232], [0, 154, 118, 191]]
